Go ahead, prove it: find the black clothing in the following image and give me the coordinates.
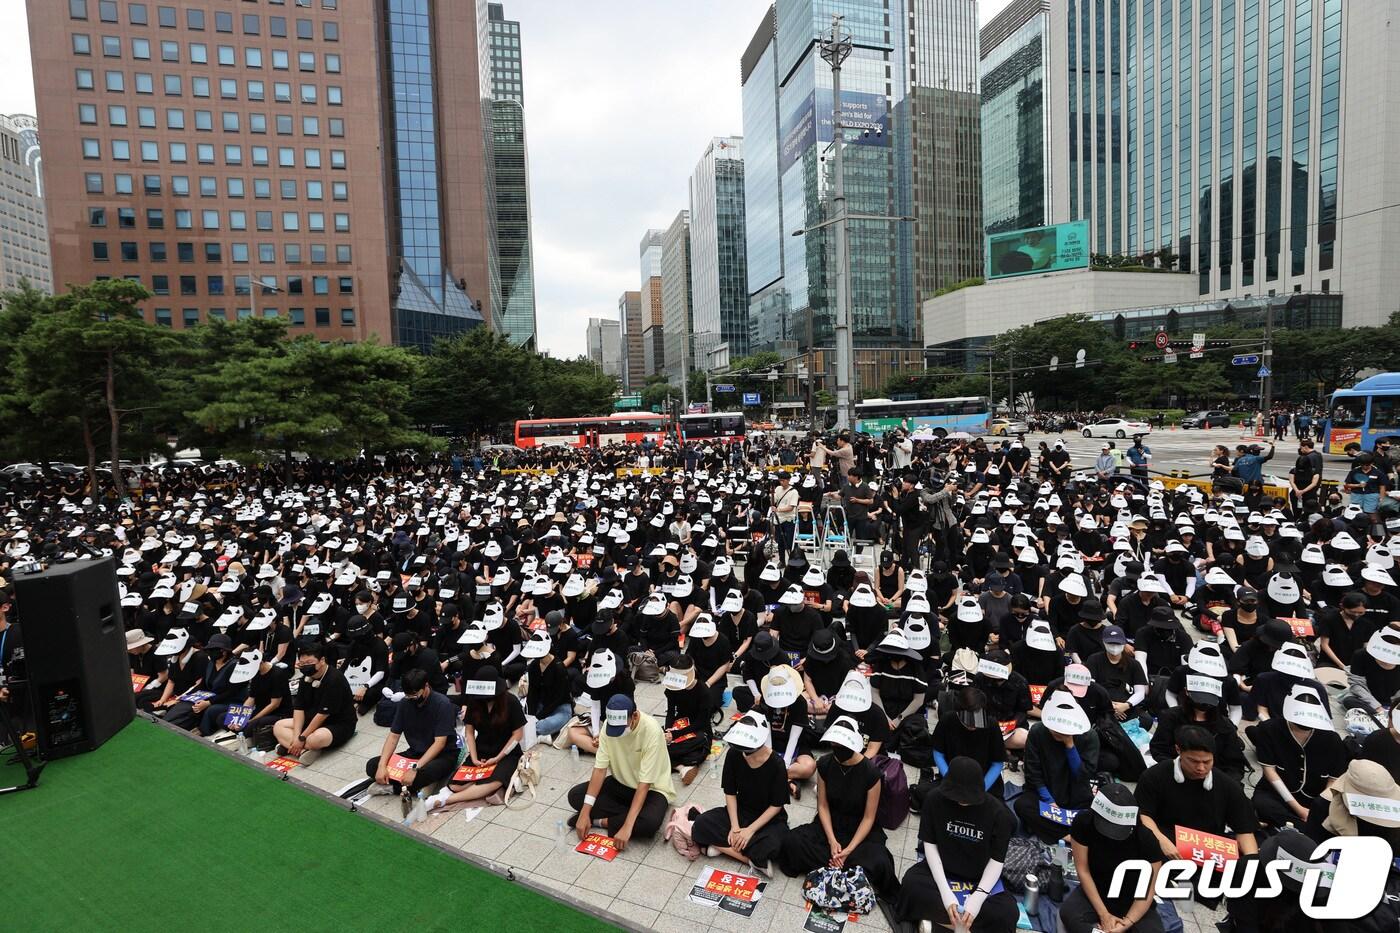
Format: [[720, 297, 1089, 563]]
[[1067, 808, 1164, 919], [1134, 758, 1259, 840], [1361, 727, 1400, 782], [691, 747, 790, 869], [389, 691, 457, 758]]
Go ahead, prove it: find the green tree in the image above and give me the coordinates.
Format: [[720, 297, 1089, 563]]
[[991, 314, 1125, 408], [190, 336, 435, 472], [0, 285, 84, 467], [10, 280, 170, 496], [531, 356, 617, 419], [409, 329, 539, 437]]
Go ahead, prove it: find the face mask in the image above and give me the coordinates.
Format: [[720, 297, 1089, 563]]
[[1240, 602, 1258, 612], [1106, 644, 1124, 657], [298, 663, 319, 678]]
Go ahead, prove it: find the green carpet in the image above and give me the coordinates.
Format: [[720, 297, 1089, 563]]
[[0, 719, 615, 932]]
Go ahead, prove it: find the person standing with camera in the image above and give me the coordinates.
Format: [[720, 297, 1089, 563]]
[[772, 472, 800, 562]]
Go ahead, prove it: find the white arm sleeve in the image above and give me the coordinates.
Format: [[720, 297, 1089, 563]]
[[588, 698, 602, 738], [1129, 684, 1147, 705], [963, 858, 1005, 917], [783, 726, 803, 766], [922, 841, 958, 909]]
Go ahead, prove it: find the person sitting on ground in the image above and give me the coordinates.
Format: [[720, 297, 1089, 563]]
[[1360, 698, 1400, 781], [662, 655, 713, 786], [1059, 782, 1166, 933], [1134, 725, 1259, 925], [777, 714, 897, 896], [566, 648, 634, 756], [690, 711, 790, 878], [522, 631, 571, 746], [226, 649, 292, 749], [895, 755, 1019, 932], [931, 686, 1006, 797], [568, 694, 675, 850], [272, 641, 357, 758], [426, 665, 525, 811], [1014, 690, 1100, 843], [365, 668, 458, 807], [1250, 685, 1348, 830]]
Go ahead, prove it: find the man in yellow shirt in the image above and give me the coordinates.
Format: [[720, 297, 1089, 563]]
[[569, 694, 676, 850]]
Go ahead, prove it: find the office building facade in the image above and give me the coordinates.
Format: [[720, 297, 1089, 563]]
[[639, 229, 664, 376], [488, 3, 536, 349], [981, 0, 1052, 234], [585, 315, 622, 380], [689, 136, 749, 363], [28, 0, 501, 347], [741, 0, 982, 354], [642, 324, 665, 378], [1051, 0, 1400, 326], [660, 209, 693, 389], [618, 290, 644, 390], [0, 114, 52, 293]]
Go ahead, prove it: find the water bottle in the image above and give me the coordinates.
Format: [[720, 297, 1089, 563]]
[[1023, 873, 1040, 914], [555, 817, 566, 847], [570, 745, 581, 766], [721, 687, 733, 709], [236, 733, 249, 756]]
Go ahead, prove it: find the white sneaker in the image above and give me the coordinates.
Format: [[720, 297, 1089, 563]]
[[706, 846, 721, 857], [756, 860, 773, 878], [425, 788, 452, 811]]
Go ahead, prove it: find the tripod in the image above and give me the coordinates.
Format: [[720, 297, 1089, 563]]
[[0, 681, 45, 794]]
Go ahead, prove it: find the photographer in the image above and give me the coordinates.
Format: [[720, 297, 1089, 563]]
[[889, 473, 928, 569], [842, 468, 882, 542]]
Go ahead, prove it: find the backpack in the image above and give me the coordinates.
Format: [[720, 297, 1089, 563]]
[[628, 649, 661, 683], [893, 714, 935, 770], [870, 752, 910, 830], [909, 768, 937, 813]]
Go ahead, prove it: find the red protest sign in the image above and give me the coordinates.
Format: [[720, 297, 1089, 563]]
[[576, 833, 619, 861], [452, 762, 497, 783], [1175, 826, 1239, 869], [385, 754, 418, 783], [1278, 617, 1314, 637], [1029, 684, 1047, 706], [131, 673, 150, 693], [703, 867, 761, 902], [999, 719, 1018, 738], [266, 756, 302, 774]]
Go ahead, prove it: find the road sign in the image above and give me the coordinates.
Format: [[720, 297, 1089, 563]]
[[1231, 354, 1260, 366], [1163, 351, 1178, 364], [742, 392, 761, 406], [1049, 355, 1059, 372], [713, 384, 735, 393], [1257, 366, 1271, 378], [1154, 331, 1170, 350], [1191, 332, 1205, 358]]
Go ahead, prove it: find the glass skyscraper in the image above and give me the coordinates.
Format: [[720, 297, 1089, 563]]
[[1054, 0, 1355, 305], [690, 138, 749, 362], [661, 210, 693, 388], [741, 0, 982, 354], [981, 0, 1051, 234], [488, 4, 537, 350]]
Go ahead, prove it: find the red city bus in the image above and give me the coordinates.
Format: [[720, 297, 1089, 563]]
[[514, 413, 673, 448]]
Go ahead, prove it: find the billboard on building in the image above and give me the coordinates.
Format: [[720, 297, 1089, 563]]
[[984, 221, 1090, 280], [779, 89, 889, 172]]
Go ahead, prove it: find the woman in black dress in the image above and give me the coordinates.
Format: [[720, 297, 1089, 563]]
[[777, 714, 897, 896], [428, 665, 524, 809], [690, 711, 791, 876]]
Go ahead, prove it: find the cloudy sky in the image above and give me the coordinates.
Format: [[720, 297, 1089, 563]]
[[0, 0, 1012, 358]]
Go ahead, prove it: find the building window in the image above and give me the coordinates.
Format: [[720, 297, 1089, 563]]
[[204, 243, 222, 262], [73, 33, 92, 55], [129, 3, 147, 26], [77, 68, 95, 90], [92, 241, 109, 261], [151, 275, 169, 295], [89, 207, 107, 227], [314, 307, 330, 326], [149, 242, 166, 261], [338, 277, 353, 295], [120, 242, 139, 261], [289, 308, 305, 326], [70, 0, 88, 20], [102, 36, 121, 57], [154, 309, 172, 327], [179, 275, 196, 296], [105, 70, 124, 92], [117, 207, 135, 228], [158, 5, 177, 28], [183, 309, 200, 328], [85, 172, 104, 193], [340, 308, 355, 326]]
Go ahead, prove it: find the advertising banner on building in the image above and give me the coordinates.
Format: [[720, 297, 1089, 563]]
[[779, 89, 889, 172], [984, 221, 1091, 280]]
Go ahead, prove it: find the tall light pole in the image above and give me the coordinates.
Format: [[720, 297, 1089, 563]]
[[820, 15, 855, 432]]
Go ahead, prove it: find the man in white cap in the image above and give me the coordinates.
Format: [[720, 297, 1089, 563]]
[[568, 693, 675, 851]]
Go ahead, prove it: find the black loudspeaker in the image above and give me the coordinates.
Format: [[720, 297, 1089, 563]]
[[15, 559, 134, 758]]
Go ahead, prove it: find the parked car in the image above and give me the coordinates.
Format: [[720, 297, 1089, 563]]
[[1, 462, 82, 477], [1081, 418, 1153, 439], [1180, 409, 1231, 429], [989, 417, 1030, 436]]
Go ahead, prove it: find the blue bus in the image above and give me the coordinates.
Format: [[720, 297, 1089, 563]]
[[1326, 373, 1400, 454], [853, 396, 993, 437]]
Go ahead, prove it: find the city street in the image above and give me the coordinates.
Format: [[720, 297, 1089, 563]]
[[1017, 429, 1352, 483]]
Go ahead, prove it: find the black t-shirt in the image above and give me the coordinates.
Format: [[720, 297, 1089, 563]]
[[685, 633, 733, 683], [1065, 623, 1106, 662], [1362, 728, 1400, 783], [1350, 648, 1400, 708], [773, 605, 822, 653], [829, 702, 891, 751], [464, 695, 526, 759], [931, 713, 1006, 775], [1134, 759, 1259, 839], [248, 664, 293, 712], [1314, 610, 1377, 666], [391, 690, 457, 757], [526, 657, 570, 718], [721, 747, 790, 823], [918, 790, 1014, 882], [805, 653, 856, 698], [1069, 810, 1161, 915], [1086, 651, 1147, 702], [758, 700, 811, 755], [294, 667, 357, 731], [816, 753, 882, 839], [665, 683, 714, 739]]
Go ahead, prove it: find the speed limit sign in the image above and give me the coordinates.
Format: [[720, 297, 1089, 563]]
[[1153, 331, 1170, 350]]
